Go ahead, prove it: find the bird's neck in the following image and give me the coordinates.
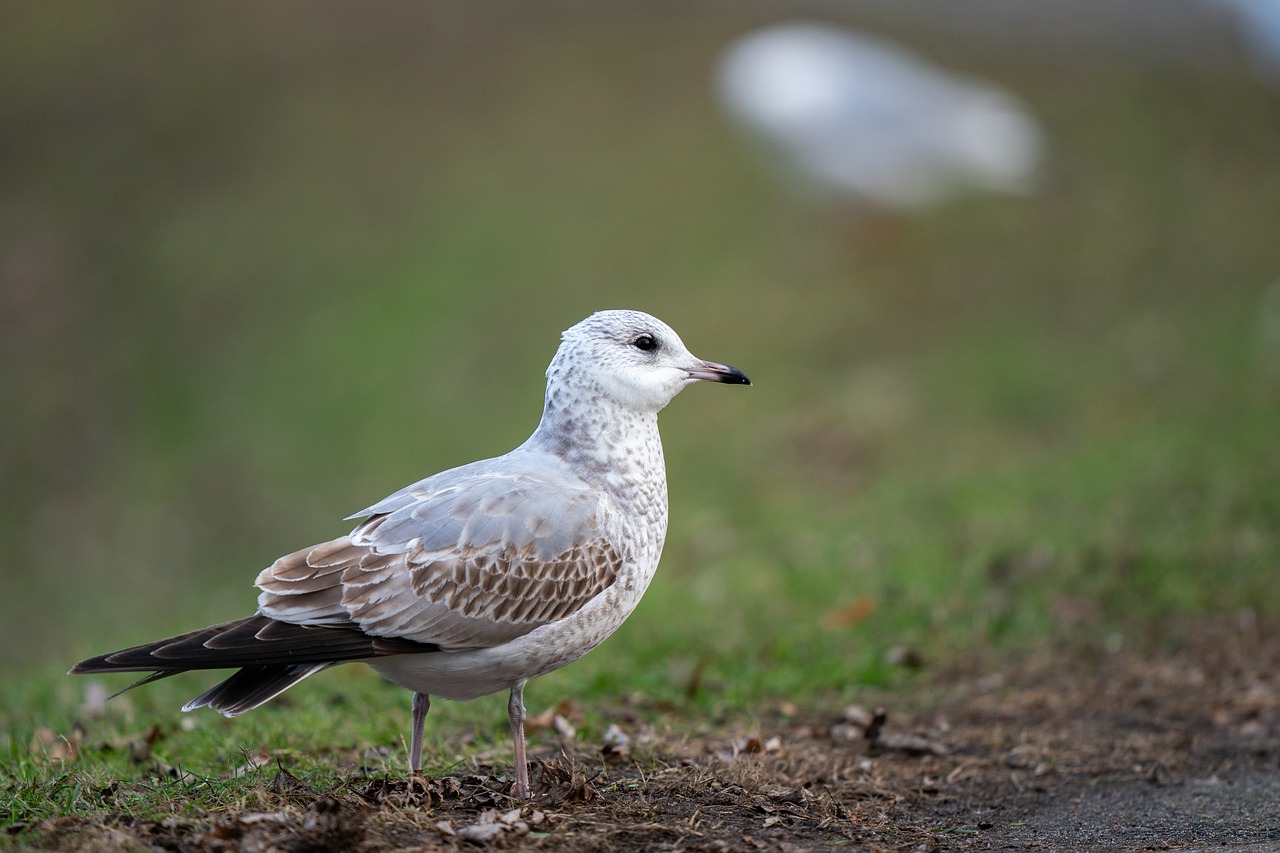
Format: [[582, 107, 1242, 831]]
[[527, 390, 668, 506]]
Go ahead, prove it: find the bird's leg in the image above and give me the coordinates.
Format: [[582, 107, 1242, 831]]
[[409, 692, 430, 777], [508, 682, 529, 798]]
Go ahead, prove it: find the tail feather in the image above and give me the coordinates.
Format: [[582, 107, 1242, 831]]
[[183, 664, 330, 716], [70, 614, 436, 674], [110, 669, 183, 699], [70, 613, 440, 715]]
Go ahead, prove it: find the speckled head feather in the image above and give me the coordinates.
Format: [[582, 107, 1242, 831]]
[[547, 309, 749, 414]]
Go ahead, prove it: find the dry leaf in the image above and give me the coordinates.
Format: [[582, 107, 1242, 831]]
[[843, 705, 875, 727], [873, 732, 950, 756], [526, 698, 583, 732], [819, 596, 876, 629], [453, 806, 538, 842], [552, 714, 577, 741], [734, 734, 782, 755], [601, 723, 631, 757]]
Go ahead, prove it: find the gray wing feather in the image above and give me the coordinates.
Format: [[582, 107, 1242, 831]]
[[258, 456, 623, 651]]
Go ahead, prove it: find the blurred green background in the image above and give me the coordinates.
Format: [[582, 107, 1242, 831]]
[[3, 1, 1279, 718]]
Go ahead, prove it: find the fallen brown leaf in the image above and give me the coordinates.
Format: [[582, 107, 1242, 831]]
[[819, 596, 876, 629]]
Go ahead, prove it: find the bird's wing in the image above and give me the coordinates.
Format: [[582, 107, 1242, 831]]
[[257, 460, 624, 651]]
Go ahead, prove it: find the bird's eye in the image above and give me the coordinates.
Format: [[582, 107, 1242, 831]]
[[632, 334, 657, 352]]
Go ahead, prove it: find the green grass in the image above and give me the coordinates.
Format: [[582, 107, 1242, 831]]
[[4, 4, 1280, 839]]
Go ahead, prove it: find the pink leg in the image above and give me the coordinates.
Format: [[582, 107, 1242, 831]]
[[410, 692, 430, 774], [508, 682, 529, 798]]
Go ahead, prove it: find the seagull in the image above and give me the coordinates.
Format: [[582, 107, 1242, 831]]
[[71, 309, 750, 798], [717, 22, 1044, 212]]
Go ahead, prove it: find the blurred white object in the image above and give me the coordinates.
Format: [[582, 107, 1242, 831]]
[[717, 22, 1044, 211], [1215, 0, 1280, 83]]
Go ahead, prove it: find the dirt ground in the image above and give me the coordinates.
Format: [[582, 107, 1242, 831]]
[[21, 617, 1280, 852]]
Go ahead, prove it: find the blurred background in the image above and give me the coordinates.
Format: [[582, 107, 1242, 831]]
[[3, 1, 1278, 704]]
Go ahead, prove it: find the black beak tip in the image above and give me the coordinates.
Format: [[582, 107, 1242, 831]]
[[689, 361, 752, 386]]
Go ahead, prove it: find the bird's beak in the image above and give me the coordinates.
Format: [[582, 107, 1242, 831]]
[[687, 360, 752, 385]]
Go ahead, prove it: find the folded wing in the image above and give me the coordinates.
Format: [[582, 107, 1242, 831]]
[[258, 463, 624, 650]]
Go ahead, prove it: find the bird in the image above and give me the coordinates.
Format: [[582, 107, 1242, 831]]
[[71, 309, 751, 799], [716, 22, 1044, 213]]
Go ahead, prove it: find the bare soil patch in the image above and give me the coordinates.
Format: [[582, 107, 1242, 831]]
[[19, 618, 1280, 851]]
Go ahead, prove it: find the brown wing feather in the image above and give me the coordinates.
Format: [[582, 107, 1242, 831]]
[[408, 539, 621, 624], [257, 468, 627, 650]]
